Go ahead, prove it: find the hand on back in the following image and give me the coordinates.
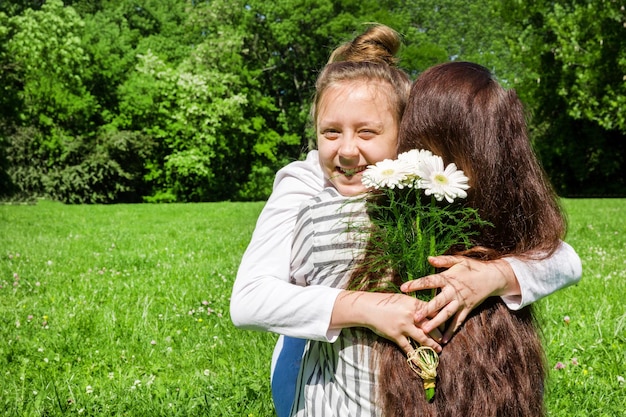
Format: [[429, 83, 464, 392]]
[[401, 255, 518, 343], [332, 290, 443, 353]]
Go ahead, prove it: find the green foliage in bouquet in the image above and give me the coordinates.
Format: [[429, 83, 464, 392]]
[[364, 186, 488, 301], [356, 149, 492, 401]]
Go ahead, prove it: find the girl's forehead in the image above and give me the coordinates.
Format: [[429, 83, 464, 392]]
[[325, 79, 393, 97], [319, 80, 396, 110], [317, 80, 399, 123]]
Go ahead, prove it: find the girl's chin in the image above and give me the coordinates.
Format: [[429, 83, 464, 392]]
[[330, 178, 366, 196]]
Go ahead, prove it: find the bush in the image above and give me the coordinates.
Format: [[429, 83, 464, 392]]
[[4, 127, 155, 203], [236, 163, 278, 202], [3, 126, 49, 200], [163, 149, 215, 203]]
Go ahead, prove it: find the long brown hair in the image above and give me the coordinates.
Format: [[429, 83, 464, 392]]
[[352, 62, 565, 416], [398, 61, 566, 256]]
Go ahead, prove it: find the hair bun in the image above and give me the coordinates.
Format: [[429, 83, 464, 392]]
[[329, 24, 401, 66]]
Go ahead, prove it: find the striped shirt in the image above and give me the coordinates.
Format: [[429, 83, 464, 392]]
[[289, 187, 380, 417]]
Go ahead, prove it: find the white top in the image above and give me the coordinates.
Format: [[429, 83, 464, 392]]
[[289, 188, 377, 417], [230, 151, 583, 341]]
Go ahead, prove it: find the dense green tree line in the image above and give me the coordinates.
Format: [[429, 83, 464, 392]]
[[0, 0, 624, 203], [507, 0, 626, 196]]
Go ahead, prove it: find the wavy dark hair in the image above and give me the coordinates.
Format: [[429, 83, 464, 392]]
[[350, 62, 566, 416]]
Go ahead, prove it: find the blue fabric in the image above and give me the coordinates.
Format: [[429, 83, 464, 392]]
[[271, 336, 306, 417]]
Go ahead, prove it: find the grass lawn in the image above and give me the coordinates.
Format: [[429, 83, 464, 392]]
[[1, 199, 624, 416]]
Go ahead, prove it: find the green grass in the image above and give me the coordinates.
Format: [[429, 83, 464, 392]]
[[1, 199, 624, 416], [538, 199, 626, 416], [0, 201, 273, 416]]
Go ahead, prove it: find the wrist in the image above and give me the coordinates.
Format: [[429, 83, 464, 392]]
[[330, 290, 361, 330], [330, 290, 378, 331], [493, 258, 521, 297]]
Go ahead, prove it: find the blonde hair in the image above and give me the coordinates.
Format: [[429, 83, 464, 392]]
[[328, 24, 401, 65], [311, 25, 411, 128]]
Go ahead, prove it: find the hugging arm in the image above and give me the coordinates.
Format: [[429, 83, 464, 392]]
[[232, 151, 582, 344], [231, 152, 437, 348], [402, 243, 583, 342], [230, 151, 346, 341]]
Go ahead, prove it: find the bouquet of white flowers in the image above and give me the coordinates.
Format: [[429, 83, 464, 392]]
[[358, 149, 490, 402]]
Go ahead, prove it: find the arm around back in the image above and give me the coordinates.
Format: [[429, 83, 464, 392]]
[[230, 151, 345, 341], [502, 241, 582, 309]]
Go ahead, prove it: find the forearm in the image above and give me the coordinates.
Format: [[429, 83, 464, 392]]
[[502, 241, 582, 309], [231, 274, 343, 341], [330, 290, 442, 353], [230, 151, 333, 339], [329, 290, 374, 330], [478, 258, 521, 299], [400, 244, 581, 339]]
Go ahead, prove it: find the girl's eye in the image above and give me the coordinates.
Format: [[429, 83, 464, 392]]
[[322, 129, 340, 139], [359, 130, 377, 139]]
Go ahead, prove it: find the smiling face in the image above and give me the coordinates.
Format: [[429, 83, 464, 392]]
[[316, 80, 399, 196]]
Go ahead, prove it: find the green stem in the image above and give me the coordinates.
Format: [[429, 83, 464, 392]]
[[415, 207, 422, 250], [425, 387, 435, 402], [428, 195, 437, 301]]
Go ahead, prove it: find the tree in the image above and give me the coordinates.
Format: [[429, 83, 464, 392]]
[[113, 0, 298, 201], [0, 0, 44, 16], [1, 1, 158, 202], [1, 0, 97, 199], [5, 0, 97, 135], [2, 0, 623, 201], [503, 0, 626, 195], [397, 0, 514, 78]]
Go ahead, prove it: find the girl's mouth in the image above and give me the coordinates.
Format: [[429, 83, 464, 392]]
[[336, 166, 366, 177]]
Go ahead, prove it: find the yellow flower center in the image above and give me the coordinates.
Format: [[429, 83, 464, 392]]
[[382, 169, 395, 177], [434, 174, 448, 185]]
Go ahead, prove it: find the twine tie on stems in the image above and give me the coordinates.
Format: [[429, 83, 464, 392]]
[[407, 345, 439, 402]]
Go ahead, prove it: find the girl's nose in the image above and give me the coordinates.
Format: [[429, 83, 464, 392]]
[[337, 135, 359, 159]]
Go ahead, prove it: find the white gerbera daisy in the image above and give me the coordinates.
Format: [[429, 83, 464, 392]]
[[417, 155, 470, 203], [397, 149, 433, 172], [397, 149, 434, 187], [361, 158, 411, 189]]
